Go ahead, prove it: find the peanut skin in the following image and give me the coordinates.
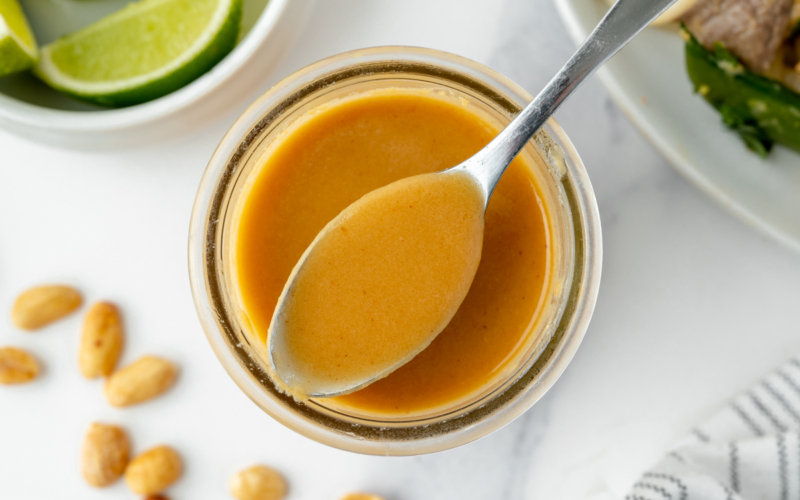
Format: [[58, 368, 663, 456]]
[[0, 347, 40, 385], [79, 302, 124, 378], [11, 285, 82, 330], [124, 445, 182, 494], [230, 465, 288, 500], [104, 355, 177, 407], [80, 423, 130, 487]]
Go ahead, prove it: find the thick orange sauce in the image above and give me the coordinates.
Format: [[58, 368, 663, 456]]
[[272, 171, 486, 399], [234, 89, 550, 415]]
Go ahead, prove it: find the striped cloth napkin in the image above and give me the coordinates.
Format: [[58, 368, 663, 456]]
[[626, 357, 800, 500]]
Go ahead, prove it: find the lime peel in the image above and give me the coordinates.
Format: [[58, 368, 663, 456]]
[[0, 0, 39, 77], [34, 0, 242, 107]]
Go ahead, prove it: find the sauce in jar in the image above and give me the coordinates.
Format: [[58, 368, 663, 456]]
[[233, 88, 552, 414]]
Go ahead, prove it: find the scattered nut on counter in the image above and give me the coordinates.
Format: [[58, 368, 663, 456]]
[[79, 302, 124, 379], [0, 346, 40, 385], [340, 494, 387, 500], [11, 285, 82, 330], [230, 465, 287, 500], [124, 445, 182, 495], [104, 355, 177, 407], [6, 287, 385, 497], [80, 423, 130, 487]]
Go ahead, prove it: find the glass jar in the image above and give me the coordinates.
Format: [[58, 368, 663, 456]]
[[188, 46, 602, 456]]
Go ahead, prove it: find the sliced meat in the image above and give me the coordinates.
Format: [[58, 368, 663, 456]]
[[682, 0, 793, 72]]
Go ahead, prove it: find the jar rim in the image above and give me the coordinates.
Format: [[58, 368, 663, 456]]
[[188, 46, 602, 456]]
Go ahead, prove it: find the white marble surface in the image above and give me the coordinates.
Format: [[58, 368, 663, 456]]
[[2, 0, 800, 499]]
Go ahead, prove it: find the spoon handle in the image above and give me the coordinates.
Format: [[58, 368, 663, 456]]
[[463, 0, 678, 196]]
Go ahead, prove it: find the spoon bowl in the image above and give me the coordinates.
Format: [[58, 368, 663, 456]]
[[268, 169, 487, 399]]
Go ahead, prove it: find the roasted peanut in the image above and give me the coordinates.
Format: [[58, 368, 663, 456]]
[[124, 445, 182, 494], [104, 355, 177, 407], [79, 302, 124, 378], [340, 494, 387, 500], [0, 346, 40, 384], [80, 423, 130, 487], [11, 285, 82, 330], [230, 465, 287, 500]]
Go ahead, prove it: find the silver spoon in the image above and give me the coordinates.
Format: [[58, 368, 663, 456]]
[[269, 0, 678, 398]]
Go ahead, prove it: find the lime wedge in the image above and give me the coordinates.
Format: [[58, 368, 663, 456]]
[[34, 0, 242, 107], [0, 0, 39, 77]]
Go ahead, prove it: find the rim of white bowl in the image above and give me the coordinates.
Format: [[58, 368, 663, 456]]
[[0, 0, 291, 134]]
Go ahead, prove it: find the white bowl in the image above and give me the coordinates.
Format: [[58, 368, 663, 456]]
[[0, 0, 312, 149]]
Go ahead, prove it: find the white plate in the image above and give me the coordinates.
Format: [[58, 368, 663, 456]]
[[0, 0, 311, 148], [554, 0, 800, 252]]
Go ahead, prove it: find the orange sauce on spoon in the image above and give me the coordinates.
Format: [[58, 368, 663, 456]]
[[272, 170, 485, 399]]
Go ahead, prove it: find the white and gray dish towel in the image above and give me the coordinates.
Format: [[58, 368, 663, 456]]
[[627, 357, 800, 500]]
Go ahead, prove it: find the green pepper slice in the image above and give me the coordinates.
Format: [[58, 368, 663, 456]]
[[682, 25, 800, 157]]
